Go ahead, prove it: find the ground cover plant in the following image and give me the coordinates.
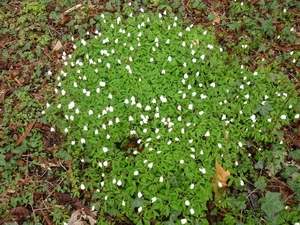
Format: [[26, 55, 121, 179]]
[[45, 3, 300, 224], [0, 0, 300, 224]]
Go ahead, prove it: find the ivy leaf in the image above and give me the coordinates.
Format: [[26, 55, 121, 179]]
[[290, 150, 300, 160], [254, 176, 267, 191], [130, 197, 144, 208], [261, 192, 283, 217], [255, 101, 273, 116]]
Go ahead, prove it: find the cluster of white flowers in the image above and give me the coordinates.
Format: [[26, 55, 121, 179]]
[[46, 4, 300, 223]]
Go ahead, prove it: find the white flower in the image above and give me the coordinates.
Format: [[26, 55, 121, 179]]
[[190, 208, 195, 215], [103, 147, 108, 153], [117, 180, 122, 186], [161, 69, 166, 74], [185, 200, 190, 206], [190, 183, 195, 189], [240, 180, 244, 186], [129, 116, 134, 121], [238, 142, 243, 147], [199, 168, 206, 174], [108, 93, 112, 99], [245, 94, 249, 99], [204, 131, 210, 137], [134, 170, 139, 176], [178, 32, 182, 37], [295, 114, 300, 119], [160, 95, 167, 103], [94, 129, 99, 135], [148, 163, 153, 168], [138, 207, 142, 213], [180, 159, 184, 164], [61, 90, 66, 96], [80, 184, 85, 190], [151, 197, 157, 203], [81, 138, 85, 144], [99, 81, 106, 87], [250, 114, 256, 123], [122, 200, 125, 206], [159, 176, 164, 182], [83, 125, 88, 131], [88, 109, 93, 115], [199, 111, 204, 115], [200, 94, 207, 99], [280, 115, 287, 120], [253, 71, 258, 76], [138, 192, 143, 198], [50, 127, 55, 132], [115, 117, 120, 123], [181, 219, 187, 224], [200, 54, 205, 60], [112, 179, 116, 184], [218, 143, 222, 148], [188, 104, 193, 110], [218, 182, 223, 187], [207, 44, 213, 49], [168, 56, 172, 62]]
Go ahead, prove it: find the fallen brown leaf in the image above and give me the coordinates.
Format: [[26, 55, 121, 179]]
[[212, 11, 220, 24], [68, 209, 97, 225], [53, 40, 63, 51], [215, 161, 230, 188]]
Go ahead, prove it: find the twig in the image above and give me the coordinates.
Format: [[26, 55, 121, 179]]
[[62, 4, 82, 16]]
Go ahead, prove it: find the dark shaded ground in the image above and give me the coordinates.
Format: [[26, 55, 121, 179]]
[[0, 0, 299, 224]]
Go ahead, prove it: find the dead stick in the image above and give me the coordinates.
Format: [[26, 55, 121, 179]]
[[62, 4, 82, 16]]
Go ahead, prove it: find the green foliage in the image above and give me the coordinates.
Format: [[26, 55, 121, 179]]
[[260, 192, 284, 217], [254, 176, 267, 191], [46, 4, 300, 223]]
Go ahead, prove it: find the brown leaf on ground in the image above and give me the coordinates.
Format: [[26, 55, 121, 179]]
[[53, 40, 63, 51], [213, 161, 231, 198], [68, 209, 97, 225], [0, 206, 30, 224], [212, 11, 220, 24], [215, 161, 230, 188]]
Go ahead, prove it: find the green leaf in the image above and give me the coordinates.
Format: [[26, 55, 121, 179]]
[[290, 150, 300, 160], [261, 192, 284, 217], [255, 102, 273, 116], [130, 197, 144, 208], [254, 176, 267, 191], [261, 19, 276, 37], [280, 165, 298, 179], [254, 159, 265, 170], [207, 13, 216, 22]]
